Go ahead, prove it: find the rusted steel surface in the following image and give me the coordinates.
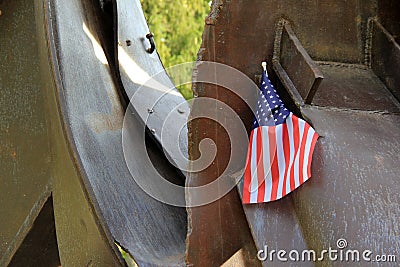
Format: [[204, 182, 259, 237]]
[[0, 1, 54, 265], [2, 0, 399, 265], [298, 106, 400, 261], [273, 20, 324, 105], [273, 17, 400, 112], [237, 182, 311, 267], [377, 0, 400, 44], [185, 4, 261, 265], [370, 19, 400, 101], [189, 0, 400, 266], [312, 63, 400, 112]]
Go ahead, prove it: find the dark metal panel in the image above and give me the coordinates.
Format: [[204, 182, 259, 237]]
[[377, 0, 400, 44], [272, 60, 305, 108], [370, 19, 400, 101], [297, 106, 400, 261], [9, 197, 60, 267], [0, 0, 53, 265]]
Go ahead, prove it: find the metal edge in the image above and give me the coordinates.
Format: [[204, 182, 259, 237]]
[[41, 0, 126, 265]]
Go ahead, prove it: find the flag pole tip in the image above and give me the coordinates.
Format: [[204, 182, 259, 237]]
[[261, 62, 267, 71]]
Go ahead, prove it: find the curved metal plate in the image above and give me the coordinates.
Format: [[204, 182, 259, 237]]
[[47, 0, 187, 265], [116, 0, 190, 172]]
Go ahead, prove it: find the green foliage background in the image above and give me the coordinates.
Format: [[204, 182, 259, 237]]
[[140, 0, 210, 99]]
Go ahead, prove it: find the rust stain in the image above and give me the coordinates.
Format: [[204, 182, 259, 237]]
[[86, 90, 123, 133], [0, 143, 18, 160], [375, 154, 385, 167], [205, 16, 215, 25], [205, 0, 223, 25]]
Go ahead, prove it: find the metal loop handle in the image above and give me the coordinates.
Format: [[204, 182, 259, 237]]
[[146, 33, 155, 54]]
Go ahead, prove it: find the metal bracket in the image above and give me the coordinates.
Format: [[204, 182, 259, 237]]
[[145, 33, 155, 54], [272, 19, 324, 105]]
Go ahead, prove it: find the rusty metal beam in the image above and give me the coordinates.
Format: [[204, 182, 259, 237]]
[[369, 18, 400, 101], [273, 20, 324, 105]]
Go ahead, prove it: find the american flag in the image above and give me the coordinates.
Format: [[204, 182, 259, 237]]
[[242, 63, 319, 204]]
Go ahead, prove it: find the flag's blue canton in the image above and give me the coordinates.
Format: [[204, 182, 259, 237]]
[[252, 70, 290, 129]]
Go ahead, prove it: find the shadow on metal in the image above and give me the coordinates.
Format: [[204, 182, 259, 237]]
[[9, 197, 61, 267]]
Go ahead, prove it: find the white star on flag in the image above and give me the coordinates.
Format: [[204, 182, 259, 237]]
[[242, 62, 319, 204]]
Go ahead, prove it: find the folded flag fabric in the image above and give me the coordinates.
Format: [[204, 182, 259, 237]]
[[242, 62, 319, 204]]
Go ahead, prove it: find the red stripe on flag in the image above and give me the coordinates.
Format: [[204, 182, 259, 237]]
[[289, 116, 300, 191], [307, 132, 319, 177], [243, 130, 254, 204], [281, 123, 290, 197], [256, 129, 265, 202], [268, 126, 279, 201], [299, 124, 310, 184]]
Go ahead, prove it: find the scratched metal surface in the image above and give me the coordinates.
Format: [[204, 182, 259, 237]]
[[312, 64, 400, 112], [185, 2, 262, 264], [48, 0, 187, 265], [370, 19, 400, 101], [189, 1, 400, 266], [237, 182, 312, 267], [0, 0, 53, 265], [298, 106, 400, 266]]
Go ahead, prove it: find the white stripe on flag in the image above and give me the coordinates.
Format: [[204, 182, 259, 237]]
[[261, 127, 273, 202], [294, 119, 305, 188], [250, 128, 259, 203], [243, 113, 318, 204], [275, 124, 285, 200], [285, 114, 295, 196], [303, 127, 315, 181]]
